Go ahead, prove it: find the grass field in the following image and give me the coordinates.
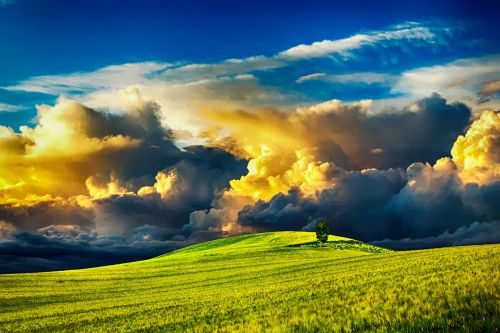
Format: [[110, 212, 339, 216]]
[[0, 231, 499, 332]]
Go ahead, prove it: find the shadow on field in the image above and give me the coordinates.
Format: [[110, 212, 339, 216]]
[[287, 240, 392, 254]]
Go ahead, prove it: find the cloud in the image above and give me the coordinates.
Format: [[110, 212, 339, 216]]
[[372, 221, 500, 250], [0, 103, 24, 112], [3, 22, 452, 139], [451, 110, 500, 184], [393, 55, 500, 110], [279, 22, 441, 60], [0, 96, 245, 272], [159, 22, 444, 83], [9, 69, 288, 136], [0, 20, 497, 272], [160, 57, 283, 83], [0, 199, 94, 233], [0, 220, 16, 238], [188, 95, 473, 234], [240, 166, 500, 249], [0, 94, 497, 272], [4, 62, 171, 95], [235, 161, 500, 248], [480, 80, 500, 97], [0, 94, 245, 233], [0, 226, 191, 273], [204, 93, 470, 172], [0, 160, 249, 272], [296, 73, 326, 83], [0, 91, 180, 201], [236, 168, 406, 238], [89, 145, 245, 236], [297, 72, 395, 85]]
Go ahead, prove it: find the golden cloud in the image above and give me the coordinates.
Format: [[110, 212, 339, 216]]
[[0, 98, 143, 203], [1, 92, 497, 241], [200, 105, 342, 203], [452, 110, 500, 184], [480, 80, 500, 97], [199, 96, 471, 204]]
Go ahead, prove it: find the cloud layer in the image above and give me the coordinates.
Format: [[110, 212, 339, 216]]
[[191, 102, 498, 244], [0, 92, 498, 273], [0, 92, 247, 272], [0, 21, 499, 273], [3, 21, 459, 134]]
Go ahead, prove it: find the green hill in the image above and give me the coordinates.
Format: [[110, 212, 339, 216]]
[[0, 231, 498, 332]]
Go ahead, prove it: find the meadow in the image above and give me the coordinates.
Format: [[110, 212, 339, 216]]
[[0, 231, 498, 332]]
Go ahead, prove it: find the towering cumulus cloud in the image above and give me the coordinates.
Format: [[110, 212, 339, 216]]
[[0, 89, 498, 272], [189, 94, 473, 232], [451, 110, 500, 184], [0, 90, 246, 272], [231, 109, 500, 248]]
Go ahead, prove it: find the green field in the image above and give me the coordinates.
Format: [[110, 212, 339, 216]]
[[0, 231, 499, 332]]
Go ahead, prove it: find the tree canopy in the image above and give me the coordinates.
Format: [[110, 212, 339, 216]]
[[315, 220, 329, 244]]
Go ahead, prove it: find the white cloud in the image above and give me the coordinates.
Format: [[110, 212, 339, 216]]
[[297, 72, 395, 85], [481, 80, 500, 97], [4, 21, 449, 97], [1, 21, 472, 137], [5, 62, 172, 95], [0, 103, 23, 112], [282, 34, 371, 59], [3, 60, 290, 136], [73, 75, 289, 135], [162, 22, 445, 82], [296, 73, 326, 83], [393, 54, 500, 110], [161, 56, 283, 82], [296, 55, 500, 115], [279, 22, 440, 60]]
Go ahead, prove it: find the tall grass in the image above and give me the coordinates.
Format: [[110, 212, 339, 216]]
[[0, 231, 498, 332]]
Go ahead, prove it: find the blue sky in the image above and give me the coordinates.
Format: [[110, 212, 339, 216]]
[[0, 0, 499, 132], [1, 0, 499, 130], [0, 1, 496, 77], [0, 0, 495, 77]]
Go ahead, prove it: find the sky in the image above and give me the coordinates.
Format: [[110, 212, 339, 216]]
[[0, 0, 499, 273]]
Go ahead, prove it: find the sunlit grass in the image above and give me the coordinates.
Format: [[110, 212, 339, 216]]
[[0, 231, 498, 332]]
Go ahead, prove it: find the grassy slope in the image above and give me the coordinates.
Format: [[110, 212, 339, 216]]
[[0, 231, 498, 332]]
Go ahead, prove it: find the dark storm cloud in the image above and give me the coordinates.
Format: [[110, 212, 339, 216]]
[[0, 226, 189, 273], [0, 94, 495, 273], [92, 146, 246, 235], [310, 93, 471, 169], [75, 97, 183, 187], [237, 167, 500, 249], [0, 145, 245, 273], [237, 168, 408, 239], [204, 94, 471, 171], [372, 220, 500, 250], [0, 200, 94, 232], [0, 95, 246, 273]]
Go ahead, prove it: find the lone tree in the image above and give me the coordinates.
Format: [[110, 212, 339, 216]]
[[315, 220, 329, 245]]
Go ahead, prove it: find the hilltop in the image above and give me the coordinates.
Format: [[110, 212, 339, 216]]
[[0, 231, 498, 332]]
